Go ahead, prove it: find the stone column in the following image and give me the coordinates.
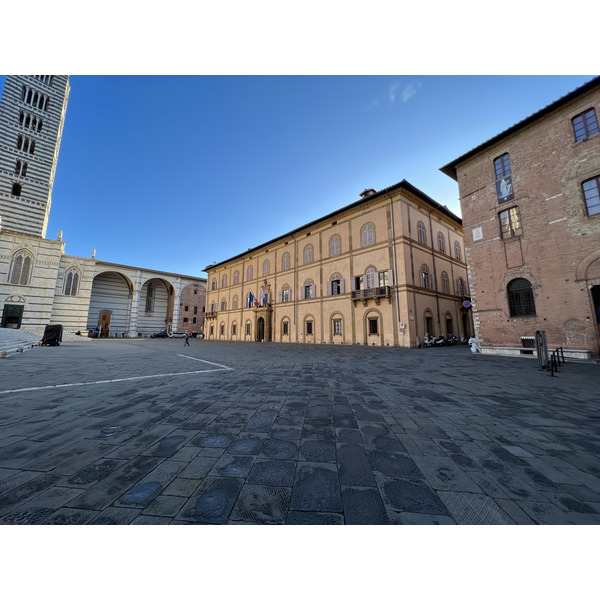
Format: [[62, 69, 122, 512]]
[[172, 277, 183, 332], [127, 271, 142, 338]]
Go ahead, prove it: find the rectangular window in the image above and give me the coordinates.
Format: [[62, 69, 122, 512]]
[[185, 305, 189, 311], [378, 271, 389, 287], [306, 321, 313, 335], [499, 206, 523, 238], [572, 108, 599, 142], [305, 285, 312, 299], [333, 319, 342, 335], [220, 325, 224, 336], [331, 280, 340, 295], [183, 317, 189, 323], [193, 317, 197, 324], [494, 153, 514, 203], [368, 318, 378, 335], [194, 306, 198, 314], [283, 322, 289, 335], [246, 323, 251, 335], [232, 324, 237, 335], [582, 176, 600, 216]]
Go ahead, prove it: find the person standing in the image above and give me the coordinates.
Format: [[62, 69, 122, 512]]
[[184, 332, 190, 346]]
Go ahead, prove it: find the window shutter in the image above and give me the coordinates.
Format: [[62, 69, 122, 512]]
[[387, 269, 393, 286], [300, 286, 305, 300], [311, 285, 316, 298], [340, 279, 345, 294], [326, 281, 332, 295], [351, 277, 356, 291], [279, 290, 283, 303]]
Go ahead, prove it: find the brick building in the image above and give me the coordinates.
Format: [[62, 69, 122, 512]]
[[178, 282, 206, 335], [441, 77, 600, 359], [204, 180, 471, 347]]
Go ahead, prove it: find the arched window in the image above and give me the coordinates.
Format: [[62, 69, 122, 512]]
[[365, 267, 376, 289], [9, 250, 33, 285], [457, 277, 465, 296], [507, 278, 536, 317], [233, 271, 239, 285], [220, 298, 227, 311], [329, 234, 341, 256], [63, 268, 80, 296], [282, 252, 290, 271], [232, 295, 239, 309], [438, 232, 446, 253], [455, 241, 462, 261], [361, 223, 375, 247], [417, 222, 427, 245], [304, 244, 313, 264], [247, 265, 253, 281], [209, 301, 216, 312], [145, 283, 156, 312], [303, 279, 315, 299], [211, 278, 217, 291], [221, 274, 227, 288], [263, 260, 270, 276], [420, 265, 431, 289], [281, 284, 291, 303], [441, 271, 449, 294]]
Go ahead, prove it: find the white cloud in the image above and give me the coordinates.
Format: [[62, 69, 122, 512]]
[[400, 82, 419, 103]]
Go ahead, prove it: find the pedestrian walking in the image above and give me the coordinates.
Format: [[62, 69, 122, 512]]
[[184, 332, 190, 346]]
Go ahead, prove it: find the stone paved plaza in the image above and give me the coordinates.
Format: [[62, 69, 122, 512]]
[[0, 338, 599, 525]]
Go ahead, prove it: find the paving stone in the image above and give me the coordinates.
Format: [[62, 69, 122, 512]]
[[368, 451, 422, 479], [379, 477, 449, 515], [189, 434, 234, 448], [143, 495, 187, 517], [247, 460, 296, 487], [209, 454, 255, 478], [290, 462, 342, 512], [88, 506, 141, 525], [260, 439, 299, 460], [132, 515, 172, 524], [299, 439, 336, 463], [229, 484, 291, 524], [412, 456, 482, 493], [387, 511, 457, 525], [342, 486, 389, 525], [337, 443, 376, 487], [162, 477, 203, 497], [176, 477, 244, 524], [178, 456, 219, 479], [226, 437, 264, 455], [40, 507, 99, 525], [437, 491, 514, 525]]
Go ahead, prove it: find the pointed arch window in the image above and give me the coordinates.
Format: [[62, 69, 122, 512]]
[[282, 252, 290, 271], [441, 271, 449, 294], [233, 270, 239, 285], [420, 265, 431, 289], [329, 234, 341, 256], [263, 260, 270, 276], [361, 223, 375, 247], [221, 274, 227, 288], [417, 222, 427, 245], [365, 267, 377, 289], [281, 284, 291, 303], [437, 232, 446, 253], [247, 265, 253, 281], [457, 277, 465, 296], [454, 241, 462, 261], [145, 282, 156, 312], [63, 268, 80, 296], [304, 244, 313, 264], [9, 250, 33, 285], [232, 295, 239, 309], [211, 278, 217, 291]]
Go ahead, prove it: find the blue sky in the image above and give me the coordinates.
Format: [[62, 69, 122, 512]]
[[1, 74, 594, 276]]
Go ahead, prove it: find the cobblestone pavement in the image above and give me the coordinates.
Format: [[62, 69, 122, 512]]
[[0, 339, 599, 525]]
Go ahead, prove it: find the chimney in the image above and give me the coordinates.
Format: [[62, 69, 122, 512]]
[[360, 188, 376, 199]]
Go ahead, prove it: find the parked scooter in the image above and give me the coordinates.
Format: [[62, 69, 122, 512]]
[[434, 335, 446, 346], [447, 333, 458, 345], [459, 333, 469, 345], [423, 333, 435, 347]]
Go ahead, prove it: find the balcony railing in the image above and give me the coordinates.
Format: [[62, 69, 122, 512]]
[[351, 286, 391, 302], [205, 311, 218, 318]]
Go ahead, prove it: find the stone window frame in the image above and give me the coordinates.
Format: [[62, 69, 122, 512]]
[[63, 267, 80, 296], [9, 249, 34, 286], [417, 221, 427, 245], [572, 108, 599, 142], [499, 205, 523, 239], [361, 222, 375, 247], [582, 175, 600, 217]]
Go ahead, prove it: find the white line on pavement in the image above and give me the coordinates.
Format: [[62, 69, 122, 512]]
[[0, 358, 234, 396], [177, 355, 233, 370]]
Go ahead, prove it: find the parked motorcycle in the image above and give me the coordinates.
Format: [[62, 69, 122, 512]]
[[423, 333, 434, 347], [447, 334, 458, 345], [434, 335, 446, 346], [459, 333, 469, 345]]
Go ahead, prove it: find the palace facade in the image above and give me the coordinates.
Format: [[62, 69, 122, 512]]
[[204, 180, 471, 347], [441, 76, 600, 359]]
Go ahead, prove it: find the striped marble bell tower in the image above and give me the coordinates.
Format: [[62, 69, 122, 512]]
[[0, 75, 70, 238]]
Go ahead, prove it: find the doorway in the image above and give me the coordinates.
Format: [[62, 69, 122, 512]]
[[98, 310, 112, 338], [257, 317, 265, 342], [1, 304, 24, 328]]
